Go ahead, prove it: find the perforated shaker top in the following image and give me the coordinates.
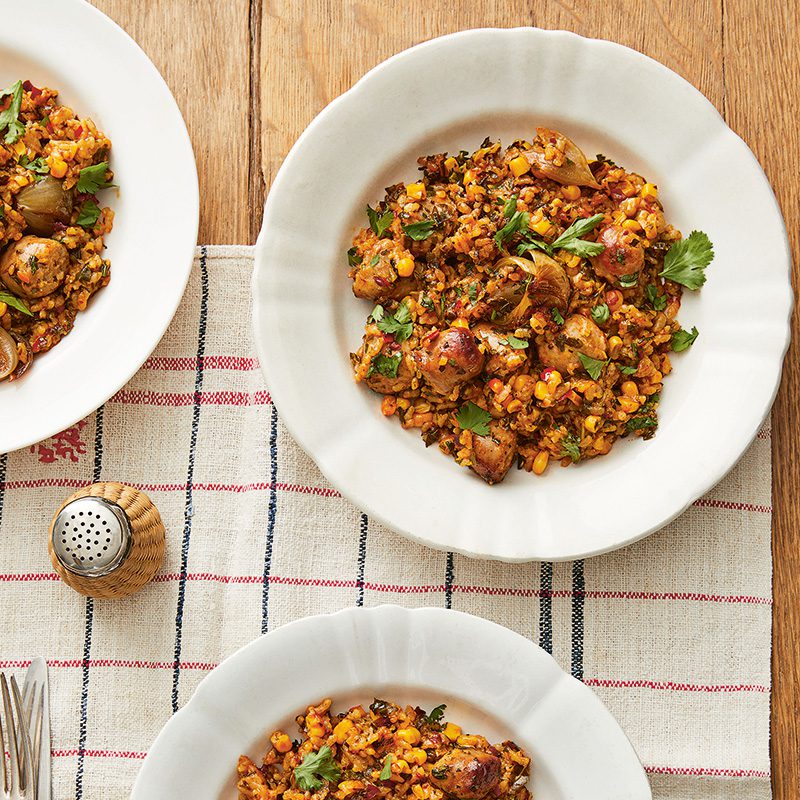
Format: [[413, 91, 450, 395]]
[[50, 496, 132, 577]]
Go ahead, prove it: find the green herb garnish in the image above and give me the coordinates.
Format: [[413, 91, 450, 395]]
[[495, 209, 530, 249], [370, 353, 401, 378], [402, 219, 437, 241], [347, 247, 361, 267], [578, 352, 607, 380], [367, 204, 393, 237], [617, 273, 639, 288], [380, 754, 394, 781], [671, 326, 699, 352], [646, 283, 667, 310], [503, 335, 529, 350], [618, 365, 637, 375], [502, 195, 517, 218], [659, 231, 713, 290], [560, 432, 581, 463], [551, 307, 565, 325], [468, 283, 477, 303], [550, 213, 605, 257], [375, 301, 413, 343], [294, 746, 341, 792], [456, 401, 492, 436], [0, 81, 24, 144], [76, 199, 101, 228], [0, 291, 32, 316], [425, 704, 447, 724], [76, 161, 113, 194], [590, 303, 609, 324], [27, 255, 39, 274]]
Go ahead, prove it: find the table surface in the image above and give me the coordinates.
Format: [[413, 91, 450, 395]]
[[91, 1, 799, 795]]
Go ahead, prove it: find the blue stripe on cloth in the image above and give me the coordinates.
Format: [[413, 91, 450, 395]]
[[356, 514, 368, 606], [571, 559, 585, 680], [261, 405, 279, 633], [171, 247, 209, 713], [538, 562, 553, 654], [444, 553, 455, 609], [75, 403, 105, 799], [0, 453, 7, 531]]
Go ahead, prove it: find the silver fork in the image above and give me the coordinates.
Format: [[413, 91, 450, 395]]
[[20, 660, 49, 800], [0, 673, 36, 799]]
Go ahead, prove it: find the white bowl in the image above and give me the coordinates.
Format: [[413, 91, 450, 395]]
[[133, 606, 651, 800], [0, 0, 198, 453], [252, 28, 792, 562]]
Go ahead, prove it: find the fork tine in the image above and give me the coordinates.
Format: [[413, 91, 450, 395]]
[[0, 675, 7, 794], [17, 681, 35, 790], [1, 673, 19, 793], [11, 676, 36, 798]]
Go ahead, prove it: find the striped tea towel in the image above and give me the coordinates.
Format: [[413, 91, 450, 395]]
[[0, 246, 773, 799]]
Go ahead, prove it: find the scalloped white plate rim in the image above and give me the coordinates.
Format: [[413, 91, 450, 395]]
[[252, 27, 792, 562], [132, 606, 652, 800], [0, 0, 199, 453]]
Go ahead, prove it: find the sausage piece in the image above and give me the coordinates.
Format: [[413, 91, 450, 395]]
[[414, 327, 484, 395], [472, 424, 517, 484], [430, 748, 503, 800], [351, 241, 418, 302], [590, 225, 645, 283], [537, 314, 607, 376], [0, 236, 70, 299]]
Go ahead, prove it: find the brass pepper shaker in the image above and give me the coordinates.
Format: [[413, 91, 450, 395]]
[[48, 482, 165, 599]]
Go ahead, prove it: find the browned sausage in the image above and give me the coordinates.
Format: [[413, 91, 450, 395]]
[[414, 327, 484, 395], [590, 225, 645, 283], [473, 323, 528, 377], [537, 314, 607, 376], [351, 241, 419, 302], [472, 425, 517, 484], [0, 236, 69, 299], [430, 748, 503, 800], [364, 346, 414, 394]]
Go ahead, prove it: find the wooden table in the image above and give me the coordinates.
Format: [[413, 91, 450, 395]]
[[92, 1, 799, 794]]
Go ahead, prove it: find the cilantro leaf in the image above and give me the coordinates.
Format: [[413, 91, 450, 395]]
[[347, 247, 361, 267], [380, 754, 394, 781], [625, 415, 658, 434], [369, 304, 384, 323], [367, 204, 394, 237], [76, 161, 113, 194], [618, 365, 637, 375], [424, 704, 447, 724], [503, 335, 529, 349], [551, 307, 564, 325], [502, 195, 517, 218], [551, 213, 605, 257], [590, 303, 609, 324], [402, 219, 437, 241], [495, 210, 530, 249], [0, 81, 24, 144], [578, 352, 607, 380], [376, 301, 413, 342], [370, 353, 401, 378], [516, 237, 552, 257], [646, 283, 667, 310], [19, 154, 48, 177], [617, 273, 638, 288], [560, 432, 581, 463], [468, 283, 477, 303], [671, 326, 699, 352], [659, 231, 713, 290], [75, 199, 101, 228], [456, 401, 492, 436], [0, 291, 32, 316], [294, 746, 341, 792]]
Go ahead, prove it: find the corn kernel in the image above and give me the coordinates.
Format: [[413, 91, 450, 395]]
[[405, 748, 427, 765], [641, 182, 658, 200], [444, 157, 458, 171], [396, 257, 415, 278], [397, 727, 421, 745], [456, 735, 482, 748], [621, 381, 638, 397], [506, 399, 522, 413], [49, 157, 67, 179], [584, 415, 601, 433], [406, 182, 425, 200], [271, 731, 293, 753], [508, 155, 530, 177], [608, 336, 622, 356], [534, 381, 549, 401], [0, 302, 6, 317], [546, 370, 563, 388], [381, 396, 397, 417], [333, 718, 355, 742], [488, 378, 504, 394], [463, 169, 477, 185], [451, 318, 469, 330], [618, 396, 640, 413], [622, 219, 642, 233], [443, 723, 461, 741], [532, 451, 550, 475], [12, 140, 26, 156], [531, 218, 552, 236], [337, 780, 365, 797], [561, 184, 581, 201]]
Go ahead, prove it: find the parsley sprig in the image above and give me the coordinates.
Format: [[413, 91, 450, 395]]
[[369, 353, 401, 378], [671, 326, 699, 352], [294, 746, 341, 792], [517, 213, 605, 258], [402, 219, 437, 241], [76, 161, 114, 194], [578, 352, 607, 380], [0, 291, 32, 316], [660, 231, 713, 290], [0, 81, 24, 144], [380, 754, 394, 781], [560, 432, 581, 463], [371, 302, 413, 343], [456, 401, 492, 436], [367, 204, 393, 237]]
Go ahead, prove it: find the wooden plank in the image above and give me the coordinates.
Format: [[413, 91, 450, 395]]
[[723, 3, 800, 798], [89, 0, 252, 244]]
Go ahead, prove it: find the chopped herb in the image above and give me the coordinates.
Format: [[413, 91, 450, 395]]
[[468, 283, 477, 302], [40, 114, 50, 128], [490, 309, 498, 321], [516, 237, 552, 257], [101, 262, 110, 278], [551, 307, 565, 325], [346, 247, 361, 267], [424, 704, 447, 724], [550, 213, 605, 257], [19, 154, 48, 178], [376, 301, 413, 343], [615, 250, 626, 264], [380, 754, 394, 781], [27, 255, 39, 274], [369, 304, 384, 323], [402, 219, 437, 241], [76, 199, 101, 228], [578, 352, 607, 380], [370, 353, 401, 378], [294, 746, 341, 792], [420, 295, 434, 310], [502, 195, 517, 218], [595, 153, 616, 166], [454, 286, 463, 297], [560, 432, 581, 463], [76, 161, 113, 194], [0, 205, 4, 220], [432, 767, 448, 780], [618, 365, 637, 375], [0, 80, 24, 144], [368, 254, 380, 268], [646, 283, 667, 310], [671, 326, 699, 352], [494, 210, 530, 249], [503, 335, 529, 350], [0, 291, 32, 316], [456, 401, 492, 436], [659, 231, 713, 290], [617, 273, 638, 288], [625, 415, 658, 434], [590, 303, 609, 324], [366, 204, 394, 237]]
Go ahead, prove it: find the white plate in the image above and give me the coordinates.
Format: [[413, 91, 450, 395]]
[[0, 0, 198, 453], [133, 606, 651, 800], [252, 28, 792, 562]]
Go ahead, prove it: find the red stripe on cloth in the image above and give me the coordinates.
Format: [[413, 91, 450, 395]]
[[52, 749, 147, 760], [142, 355, 259, 371], [644, 765, 770, 778], [692, 498, 771, 514], [0, 658, 216, 671], [585, 678, 769, 693], [108, 389, 272, 407]]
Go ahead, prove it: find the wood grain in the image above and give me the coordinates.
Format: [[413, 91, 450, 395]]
[[88, 1, 799, 795]]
